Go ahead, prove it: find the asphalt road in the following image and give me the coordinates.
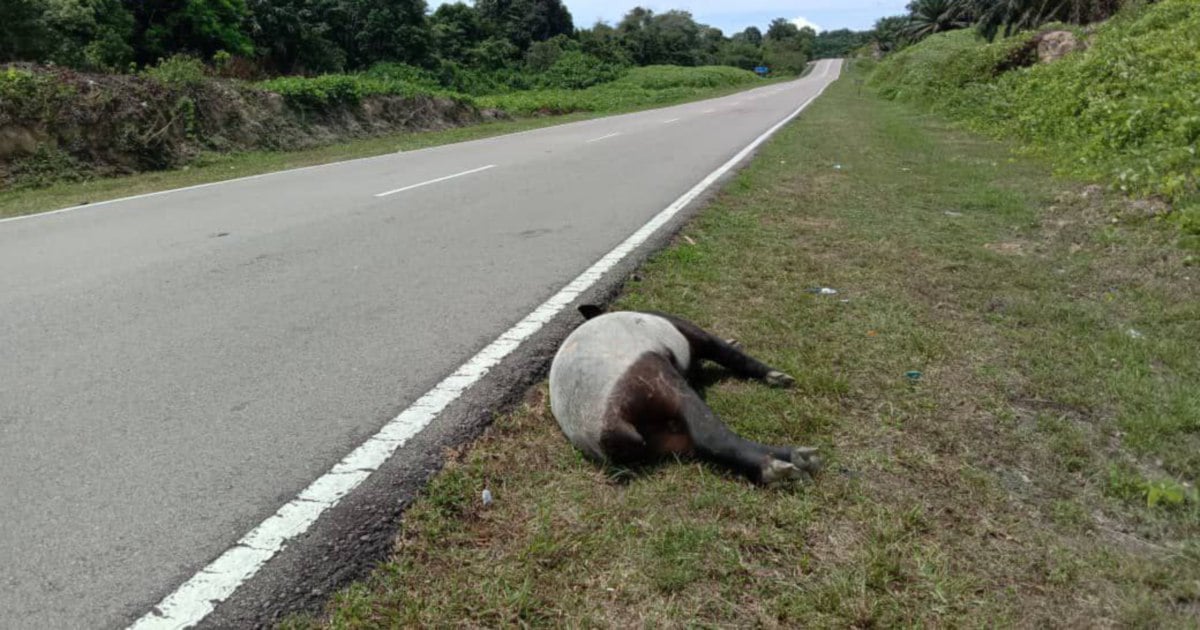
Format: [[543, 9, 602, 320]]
[[0, 59, 842, 629]]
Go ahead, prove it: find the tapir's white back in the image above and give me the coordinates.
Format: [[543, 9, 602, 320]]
[[549, 312, 691, 459]]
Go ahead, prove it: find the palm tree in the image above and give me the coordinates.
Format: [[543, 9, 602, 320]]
[[971, 0, 1128, 41], [903, 0, 974, 40]]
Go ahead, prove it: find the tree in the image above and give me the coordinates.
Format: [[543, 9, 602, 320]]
[[577, 21, 631, 65], [765, 17, 800, 42], [1, 0, 52, 62], [347, 0, 431, 67], [717, 38, 761, 70], [246, 0, 346, 73], [732, 26, 763, 47], [903, 0, 973, 41], [476, 0, 573, 51], [127, 0, 254, 64], [429, 2, 485, 62], [811, 28, 871, 59], [617, 7, 707, 66], [872, 14, 911, 53]]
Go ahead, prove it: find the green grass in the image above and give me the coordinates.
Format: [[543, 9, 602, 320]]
[[281, 59, 1199, 628]]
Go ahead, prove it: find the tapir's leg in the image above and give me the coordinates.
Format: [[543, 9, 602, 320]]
[[651, 313, 797, 388], [676, 382, 820, 483]]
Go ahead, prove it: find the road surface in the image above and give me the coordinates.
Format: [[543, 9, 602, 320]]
[[0, 59, 841, 629]]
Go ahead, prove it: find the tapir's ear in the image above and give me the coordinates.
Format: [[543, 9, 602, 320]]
[[578, 304, 606, 320]]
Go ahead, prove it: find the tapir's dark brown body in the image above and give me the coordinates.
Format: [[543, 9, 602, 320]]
[[549, 307, 819, 484]]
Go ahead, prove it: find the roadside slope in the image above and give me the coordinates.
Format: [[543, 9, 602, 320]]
[[286, 61, 1198, 628]]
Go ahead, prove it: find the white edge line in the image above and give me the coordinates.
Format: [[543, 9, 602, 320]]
[[126, 59, 840, 630], [585, 132, 623, 143], [663, 118, 682, 124], [702, 109, 717, 114], [373, 164, 496, 198]]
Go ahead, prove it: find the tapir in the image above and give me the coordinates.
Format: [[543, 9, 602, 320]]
[[549, 305, 821, 484]]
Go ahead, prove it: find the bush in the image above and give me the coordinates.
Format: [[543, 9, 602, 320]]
[[871, 0, 1200, 208], [535, 51, 626, 90], [143, 54, 208, 86], [0, 67, 76, 123]]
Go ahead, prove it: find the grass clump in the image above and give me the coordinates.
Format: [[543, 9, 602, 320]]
[[285, 62, 1199, 628], [871, 0, 1200, 232]]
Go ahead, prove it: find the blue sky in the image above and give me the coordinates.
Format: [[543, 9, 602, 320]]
[[435, 1, 911, 34]]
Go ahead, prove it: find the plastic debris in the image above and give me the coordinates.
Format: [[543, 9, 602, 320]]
[[1127, 328, 1144, 339], [481, 488, 493, 507], [944, 211, 963, 217], [833, 164, 843, 170], [905, 370, 923, 382], [806, 287, 839, 295]]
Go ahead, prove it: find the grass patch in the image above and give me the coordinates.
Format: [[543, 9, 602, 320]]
[[284, 60, 1199, 627]]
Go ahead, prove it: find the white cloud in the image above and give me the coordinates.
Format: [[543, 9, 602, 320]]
[[790, 16, 824, 33]]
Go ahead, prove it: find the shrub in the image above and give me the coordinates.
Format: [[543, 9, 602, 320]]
[[535, 51, 626, 90], [0, 67, 76, 123], [143, 54, 208, 86]]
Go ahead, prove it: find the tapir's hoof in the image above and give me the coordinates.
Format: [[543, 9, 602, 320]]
[[761, 453, 819, 485], [790, 447, 822, 475], [765, 370, 796, 389]]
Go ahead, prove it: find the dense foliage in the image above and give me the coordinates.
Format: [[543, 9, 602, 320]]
[[0, 1, 835, 82], [870, 0, 1199, 228]]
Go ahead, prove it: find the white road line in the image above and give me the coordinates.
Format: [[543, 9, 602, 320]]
[[702, 109, 716, 114], [585, 132, 622, 143], [127, 60, 841, 630], [374, 164, 496, 198], [662, 118, 681, 124]]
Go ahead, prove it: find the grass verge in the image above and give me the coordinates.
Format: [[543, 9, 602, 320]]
[[284, 60, 1199, 627], [0, 77, 780, 221]]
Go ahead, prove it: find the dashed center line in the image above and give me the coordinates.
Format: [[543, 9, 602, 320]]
[[702, 108, 716, 114], [586, 132, 623, 143], [662, 117, 681, 124], [374, 165, 497, 198]]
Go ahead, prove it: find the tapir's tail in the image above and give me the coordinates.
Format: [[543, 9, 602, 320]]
[[577, 304, 607, 320]]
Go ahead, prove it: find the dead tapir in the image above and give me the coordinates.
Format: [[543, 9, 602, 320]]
[[549, 305, 821, 484]]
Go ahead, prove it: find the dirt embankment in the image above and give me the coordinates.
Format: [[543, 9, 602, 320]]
[[0, 65, 493, 187]]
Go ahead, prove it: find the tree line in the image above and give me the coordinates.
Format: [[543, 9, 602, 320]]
[[0, 0, 868, 78]]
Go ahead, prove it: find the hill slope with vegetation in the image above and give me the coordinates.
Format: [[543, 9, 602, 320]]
[[866, 0, 1199, 242]]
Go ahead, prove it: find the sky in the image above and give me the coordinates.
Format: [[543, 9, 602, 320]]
[[435, 1, 911, 34]]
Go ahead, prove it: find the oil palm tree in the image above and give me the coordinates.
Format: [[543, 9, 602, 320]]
[[972, 0, 1128, 41], [903, 0, 975, 40]]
